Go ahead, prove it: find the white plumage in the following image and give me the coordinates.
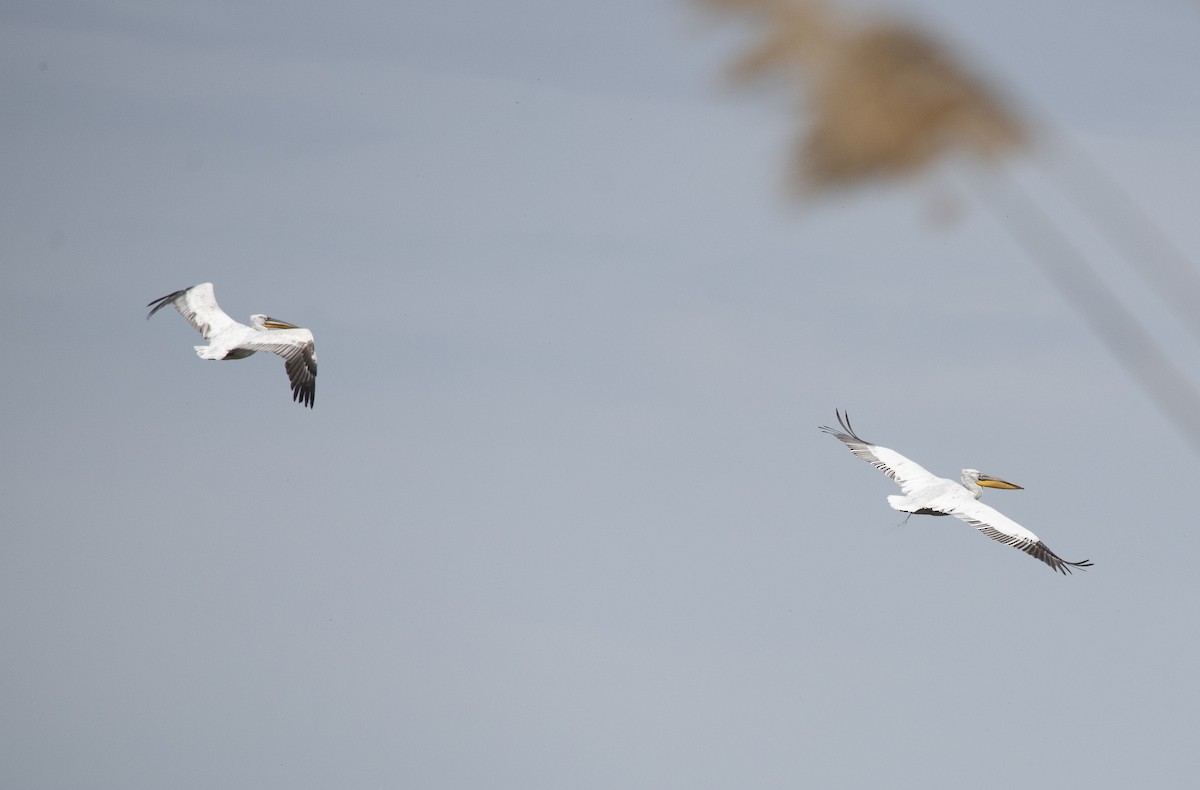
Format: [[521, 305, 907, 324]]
[[821, 410, 1091, 574], [147, 282, 317, 408]]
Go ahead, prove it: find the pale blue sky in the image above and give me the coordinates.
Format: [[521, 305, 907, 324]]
[[4, 2, 1200, 788]]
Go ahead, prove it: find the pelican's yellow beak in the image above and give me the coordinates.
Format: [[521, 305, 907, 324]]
[[977, 474, 1023, 490], [262, 317, 300, 330]]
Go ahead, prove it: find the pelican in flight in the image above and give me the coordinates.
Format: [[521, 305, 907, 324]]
[[147, 282, 317, 408], [820, 410, 1091, 574]]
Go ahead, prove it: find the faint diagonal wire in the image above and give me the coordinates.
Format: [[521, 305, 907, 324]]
[[975, 165, 1200, 454], [1039, 133, 1200, 343], [702, 0, 1200, 455]]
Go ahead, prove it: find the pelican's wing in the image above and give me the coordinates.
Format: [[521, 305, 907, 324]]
[[937, 495, 1093, 575], [238, 329, 318, 408], [146, 282, 241, 340], [820, 410, 939, 495]]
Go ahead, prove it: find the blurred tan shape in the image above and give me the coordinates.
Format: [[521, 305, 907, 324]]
[[705, 0, 1028, 190], [717, 0, 839, 77]]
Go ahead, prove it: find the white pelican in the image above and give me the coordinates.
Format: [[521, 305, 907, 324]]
[[147, 282, 317, 408], [821, 410, 1091, 574]]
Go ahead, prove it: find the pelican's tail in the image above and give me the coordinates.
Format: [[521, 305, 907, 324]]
[[887, 494, 944, 517]]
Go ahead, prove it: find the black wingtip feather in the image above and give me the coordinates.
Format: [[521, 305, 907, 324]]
[[819, 409, 872, 446], [146, 287, 189, 320]]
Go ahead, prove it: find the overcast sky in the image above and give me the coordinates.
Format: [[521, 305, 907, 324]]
[[5, 1, 1200, 788]]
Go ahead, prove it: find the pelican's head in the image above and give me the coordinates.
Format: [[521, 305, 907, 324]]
[[250, 314, 300, 331], [961, 468, 1023, 495]]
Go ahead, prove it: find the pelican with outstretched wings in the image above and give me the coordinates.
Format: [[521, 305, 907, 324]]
[[821, 410, 1091, 574], [147, 282, 317, 408]]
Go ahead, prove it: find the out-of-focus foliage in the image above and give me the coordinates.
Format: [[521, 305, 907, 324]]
[[704, 0, 1027, 189]]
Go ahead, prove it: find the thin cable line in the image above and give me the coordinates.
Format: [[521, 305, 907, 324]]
[[974, 164, 1200, 455], [1041, 132, 1200, 342]]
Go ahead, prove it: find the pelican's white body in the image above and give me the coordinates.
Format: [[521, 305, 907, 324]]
[[147, 282, 318, 407], [821, 411, 1091, 574]]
